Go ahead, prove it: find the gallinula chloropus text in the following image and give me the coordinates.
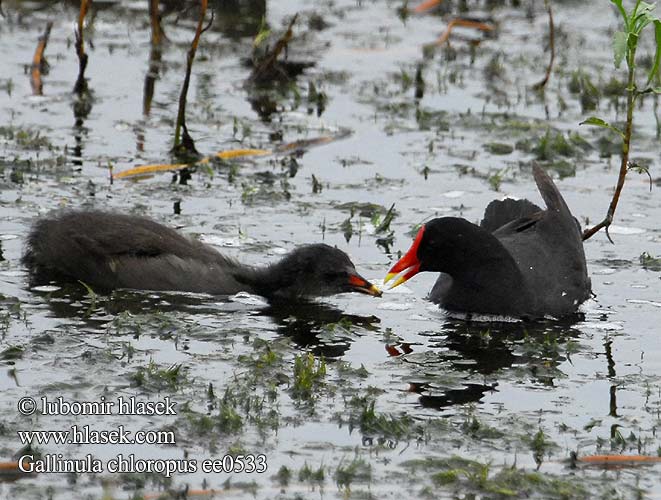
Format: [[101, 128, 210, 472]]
[[23, 211, 382, 300], [384, 165, 591, 318]]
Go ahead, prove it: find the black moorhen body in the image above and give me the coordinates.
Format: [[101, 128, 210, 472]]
[[385, 165, 591, 318], [23, 211, 381, 300]]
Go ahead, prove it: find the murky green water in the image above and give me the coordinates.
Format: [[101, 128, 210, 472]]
[[2, 0, 661, 498]]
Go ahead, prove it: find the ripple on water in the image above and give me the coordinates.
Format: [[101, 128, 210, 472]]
[[592, 268, 617, 275], [441, 310, 522, 323], [627, 299, 661, 308], [229, 291, 269, 307], [580, 321, 624, 331], [408, 314, 430, 321], [608, 225, 646, 235], [31, 285, 61, 292], [441, 190, 465, 198], [580, 299, 612, 315], [200, 234, 255, 247], [377, 302, 413, 311]]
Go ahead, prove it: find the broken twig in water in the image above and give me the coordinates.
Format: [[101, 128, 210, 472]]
[[432, 17, 494, 46], [411, 0, 443, 15], [113, 149, 269, 180], [114, 130, 351, 179], [574, 454, 661, 467]]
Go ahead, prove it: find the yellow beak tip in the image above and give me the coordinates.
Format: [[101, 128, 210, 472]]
[[390, 276, 407, 289], [383, 272, 397, 284]]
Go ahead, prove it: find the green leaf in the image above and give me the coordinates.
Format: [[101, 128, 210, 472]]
[[634, 1, 656, 20], [579, 117, 625, 138], [637, 86, 661, 94], [647, 19, 661, 85], [631, 0, 656, 32], [636, 1, 656, 16], [253, 16, 270, 48], [613, 31, 628, 68], [632, 11, 654, 34], [611, 0, 629, 29]]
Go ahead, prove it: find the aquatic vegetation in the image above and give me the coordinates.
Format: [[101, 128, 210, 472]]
[[334, 456, 371, 492], [404, 455, 589, 498], [274, 465, 291, 486], [0, 126, 53, 151], [568, 70, 601, 111], [487, 166, 509, 191], [291, 353, 327, 400], [217, 391, 245, 434], [484, 142, 514, 155], [359, 399, 418, 440], [299, 462, 325, 484], [0, 345, 24, 361], [532, 130, 576, 161], [130, 361, 186, 392], [640, 251, 661, 270]]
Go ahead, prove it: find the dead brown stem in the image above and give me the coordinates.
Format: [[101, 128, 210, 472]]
[[249, 14, 298, 84], [149, 0, 164, 46], [412, 0, 443, 14], [143, 0, 164, 117], [172, 0, 207, 155], [532, 0, 555, 90], [30, 21, 53, 95], [74, 0, 90, 94], [434, 18, 494, 46]]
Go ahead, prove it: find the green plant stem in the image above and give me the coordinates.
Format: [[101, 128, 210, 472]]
[[582, 53, 636, 242]]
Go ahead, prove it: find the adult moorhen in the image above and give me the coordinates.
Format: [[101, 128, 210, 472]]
[[23, 211, 382, 300], [384, 165, 591, 318]]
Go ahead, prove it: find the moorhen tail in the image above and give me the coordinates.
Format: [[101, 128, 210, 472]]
[[384, 165, 591, 318], [23, 211, 382, 300]]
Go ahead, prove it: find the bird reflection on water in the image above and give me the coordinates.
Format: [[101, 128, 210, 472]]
[[29, 285, 380, 357], [386, 316, 585, 411]]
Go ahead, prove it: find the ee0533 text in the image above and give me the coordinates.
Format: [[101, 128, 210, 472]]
[[201, 454, 267, 474]]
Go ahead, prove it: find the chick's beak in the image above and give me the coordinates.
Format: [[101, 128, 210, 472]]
[[384, 225, 425, 289], [348, 273, 382, 297]]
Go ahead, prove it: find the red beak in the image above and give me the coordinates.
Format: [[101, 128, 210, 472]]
[[384, 225, 425, 289], [348, 273, 382, 297]]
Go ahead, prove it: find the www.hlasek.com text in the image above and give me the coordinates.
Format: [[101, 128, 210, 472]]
[[18, 424, 175, 446]]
